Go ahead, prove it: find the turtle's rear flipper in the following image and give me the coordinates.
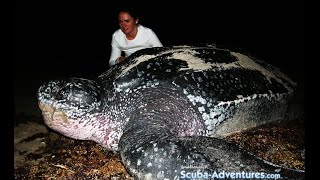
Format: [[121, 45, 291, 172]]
[[180, 136, 305, 180]]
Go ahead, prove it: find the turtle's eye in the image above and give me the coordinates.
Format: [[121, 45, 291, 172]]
[[55, 85, 70, 101]]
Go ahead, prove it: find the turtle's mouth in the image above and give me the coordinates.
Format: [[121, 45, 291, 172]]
[[39, 102, 70, 130]]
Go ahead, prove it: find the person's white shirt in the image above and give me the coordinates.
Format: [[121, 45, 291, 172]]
[[109, 25, 163, 66]]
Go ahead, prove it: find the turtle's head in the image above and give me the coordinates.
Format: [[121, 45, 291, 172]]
[[37, 78, 102, 140]]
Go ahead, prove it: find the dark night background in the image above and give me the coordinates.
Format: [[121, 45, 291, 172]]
[[12, 1, 305, 119], [13, 0, 305, 116], [11, 0, 305, 177]]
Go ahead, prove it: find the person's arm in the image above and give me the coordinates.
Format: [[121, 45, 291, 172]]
[[109, 35, 122, 67], [109, 45, 122, 66], [149, 30, 163, 47]]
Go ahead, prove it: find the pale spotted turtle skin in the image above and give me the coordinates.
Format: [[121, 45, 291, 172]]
[[37, 45, 304, 179]]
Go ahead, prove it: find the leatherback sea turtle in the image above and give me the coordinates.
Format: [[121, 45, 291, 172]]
[[37, 45, 304, 179]]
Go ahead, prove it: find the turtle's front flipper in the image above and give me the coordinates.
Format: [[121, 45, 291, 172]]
[[119, 121, 305, 180], [119, 122, 213, 180]]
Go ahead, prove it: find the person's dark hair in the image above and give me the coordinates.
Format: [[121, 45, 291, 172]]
[[118, 6, 139, 20]]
